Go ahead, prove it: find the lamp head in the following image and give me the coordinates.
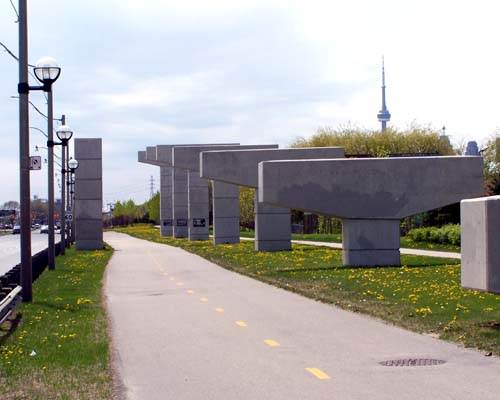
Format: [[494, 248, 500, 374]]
[[34, 56, 61, 86], [68, 158, 79, 170], [56, 125, 73, 141]]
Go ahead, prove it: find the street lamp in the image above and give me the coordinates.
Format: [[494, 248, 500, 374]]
[[67, 158, 78, 244], [17, 52, 61, 301], [53, 125, 73, 254]]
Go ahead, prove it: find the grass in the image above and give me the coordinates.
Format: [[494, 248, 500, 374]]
[[240, 230, 461, 252], [115, 224, 500, 355], [0, 245, 114, 400]]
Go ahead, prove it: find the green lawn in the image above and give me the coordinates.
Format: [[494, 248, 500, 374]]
[[239, 230, 460, 252], [116, 224, 500, 355], [0, 245, 114, 400]]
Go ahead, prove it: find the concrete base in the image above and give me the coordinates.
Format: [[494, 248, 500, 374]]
[[461, 196, 500, 294], [188, 171, 209, 241], [212, 181, 240, 245], [342, 219, 400, 266], [160, 166, 173, 237], [254, 191, 291, 252], [173, 168, 189, 238]]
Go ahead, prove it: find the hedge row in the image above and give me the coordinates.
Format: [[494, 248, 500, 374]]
[[406, 224, 460, 246]]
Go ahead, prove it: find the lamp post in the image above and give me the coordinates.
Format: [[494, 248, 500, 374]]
[[54, 125, 73, 255], [18, 0, 61, 302], [67, 158, 79, 244], [33, 57, 61, 271]]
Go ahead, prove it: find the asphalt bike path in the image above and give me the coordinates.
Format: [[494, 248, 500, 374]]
[[105, 232, 499, 400]]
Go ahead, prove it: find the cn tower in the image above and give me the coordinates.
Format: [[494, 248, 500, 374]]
[[377, 57, 391, 132]]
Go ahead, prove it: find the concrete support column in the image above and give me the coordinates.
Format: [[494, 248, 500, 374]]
[[254, 191, 291, 252], [159, 166, 173, 236], [172, 168, 189, 238], [342, 219, 400, 266], [74, 138, 103, 250], [461, 196, 500, 294], [212, 181, 240, 244], [188, 171, 209, 241]]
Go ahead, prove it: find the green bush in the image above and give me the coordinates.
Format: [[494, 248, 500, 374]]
[[407, 224, 460, 246]]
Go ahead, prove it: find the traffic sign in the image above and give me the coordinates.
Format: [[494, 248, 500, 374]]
[[29, 156, 42, 170], [65, 213, 73, 222]]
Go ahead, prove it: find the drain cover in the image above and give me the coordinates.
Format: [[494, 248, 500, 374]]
[[380, 358, 446, 367]]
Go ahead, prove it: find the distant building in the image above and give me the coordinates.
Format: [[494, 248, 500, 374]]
[[465, 141, 480, 156], [377, 56, 391, 132]]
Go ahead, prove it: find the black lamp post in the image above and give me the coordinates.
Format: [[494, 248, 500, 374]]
[[67, 158, 78, 244], [53, 125, 73, 255], [17, 52, 61, 301]]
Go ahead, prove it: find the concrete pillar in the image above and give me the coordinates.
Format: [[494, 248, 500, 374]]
[[212, 181, 240, 244], [188, 171, 209, 241], [254, 191, 291, 251], [461, 196, 500, 294], [342, 219, 400, 266], [172, 168, 189, 238], [159, 166, 173, 236], [74, 138, 103, 250]]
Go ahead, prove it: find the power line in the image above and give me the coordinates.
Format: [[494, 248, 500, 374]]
[[8, 0, 19, 21]]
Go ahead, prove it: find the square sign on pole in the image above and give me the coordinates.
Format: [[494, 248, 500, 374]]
[[65, 212, 73, 222], [29, 156, 42, 170]]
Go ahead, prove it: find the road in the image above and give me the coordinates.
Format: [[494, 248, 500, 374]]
[[0, 231, 56, 275], [105, 232, 500, 400]]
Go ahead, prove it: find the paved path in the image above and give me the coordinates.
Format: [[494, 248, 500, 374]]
[[242, 237, 462, 259], [105, 232, 498, 400]]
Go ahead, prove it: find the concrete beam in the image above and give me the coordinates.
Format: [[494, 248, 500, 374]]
[[258, 156, 483, 265], [461, 196, 500, 294], [200, 147, 344, 251]]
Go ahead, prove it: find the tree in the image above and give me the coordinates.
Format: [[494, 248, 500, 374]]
[[240, 187, 255, 230], [482, 133, 500, 196]]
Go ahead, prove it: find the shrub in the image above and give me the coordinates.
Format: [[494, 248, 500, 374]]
[[407, 224, 460, 246]]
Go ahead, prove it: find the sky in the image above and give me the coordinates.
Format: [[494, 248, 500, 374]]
[[1, 0, 499, 208]]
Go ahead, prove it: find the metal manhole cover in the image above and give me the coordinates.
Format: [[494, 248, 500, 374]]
[[380, 358, 446, 367]]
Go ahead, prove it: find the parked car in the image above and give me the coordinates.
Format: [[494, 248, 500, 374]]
[[12, 225, 21, 234], [40, 225, 49, 234]]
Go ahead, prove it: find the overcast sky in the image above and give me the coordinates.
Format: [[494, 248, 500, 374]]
[[1, 0, 499, 207]]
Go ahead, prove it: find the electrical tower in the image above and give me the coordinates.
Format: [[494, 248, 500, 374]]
[[149, 175, 155, 199]]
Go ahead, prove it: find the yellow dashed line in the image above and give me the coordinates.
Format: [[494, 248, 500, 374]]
[[215, 307, 224, 313], [235, 321, 247, 327], [169, 277, 175, 281], [176, 282, 184, 286], [306, 368, 331, 380], [186, 290, 194, 294], [200, 297, 208, 302], [264, 339, 280, 347]]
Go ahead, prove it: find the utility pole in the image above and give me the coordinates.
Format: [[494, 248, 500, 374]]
[[18, 0, 32, 301]]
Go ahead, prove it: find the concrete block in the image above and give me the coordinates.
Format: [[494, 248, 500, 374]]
[[172, 167, 189, 238], [159, 166, 173, 236], [75, 159, 102, 180], [255, 192, 291, 251], [343, 250, 400, 267], [75, 199, 102, 220], [75, 138, 103, 251], [188, 171, 209, 241], [212, 181, 240, 245], [256, 241, 292, 252], [461, 196, 500, 294], [76, 240, 104, 251], [74, 180, 102, 200], [75, 138, 102, 159]]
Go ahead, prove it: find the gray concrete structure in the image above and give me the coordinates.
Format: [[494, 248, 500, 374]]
[[461, 195, 500, 294], [200, 147, 345, 251], [155, 144, 239, 239], [258, 156, 483, 265], [172, 145, 277, 242], [212, 181, 240, 244], [138, 149, 173, 237], [74, 138, 103, 250]]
